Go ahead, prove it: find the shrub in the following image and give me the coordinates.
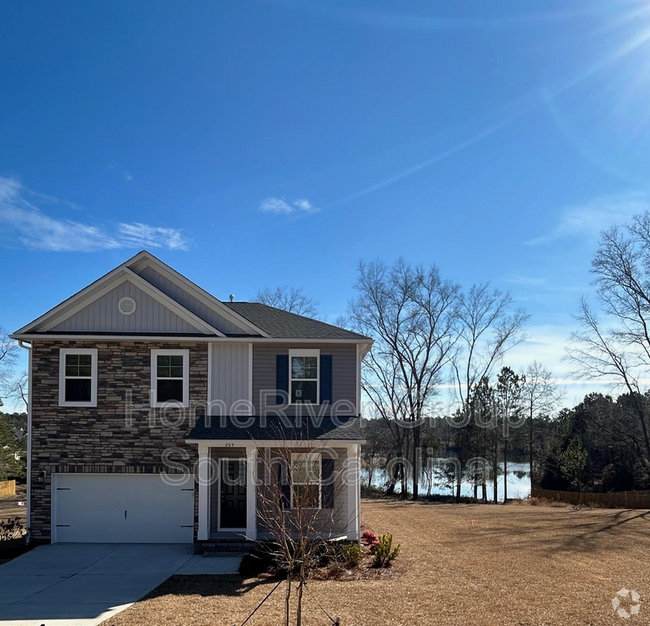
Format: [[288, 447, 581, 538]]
[[372, 533, 401, 568], [361, 530, 379, 553], [238, 541, 278, 577], [340, 543, 365, 568], [0, 517, 24, 542]]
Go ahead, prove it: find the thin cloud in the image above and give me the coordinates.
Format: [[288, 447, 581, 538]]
[[292, 198, 318, 212], [123, 170, 133, 182], [26, 189, 82, 211], [117, 223, 189, 251], [502, 275, 548, 287], [260, 197, 293, 214], [327, 119, 508, 209], [526, 191, 648, 245], [260, 197, 320, 214], [0, 176, 191, 252]]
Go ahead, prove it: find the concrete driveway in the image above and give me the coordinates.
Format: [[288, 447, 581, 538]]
[[0, 544, 242, 626]]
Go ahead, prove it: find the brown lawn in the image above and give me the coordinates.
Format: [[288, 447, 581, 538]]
[[103, 500, 650, 626], [0, 484, 26, 525]]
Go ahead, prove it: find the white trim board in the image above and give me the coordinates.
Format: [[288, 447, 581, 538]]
[[41, 269, 224, 336], [186, 439, 366, 446], [58, 347, 98, 407], [128, 252, 269, 337], [150, 348, 191, 408], [289, 348, 320, 405], [16, 264, 225, 337], [10, 333, 373, 345]]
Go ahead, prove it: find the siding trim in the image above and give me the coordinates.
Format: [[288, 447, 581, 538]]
[[58, 348, 98, 407], [12, 334, 373, 345], [186, 439, 365, 446], [356, 343, 361, 416], [130, 255, 269, 337], [37, 271, 224, 336], [248, 343, 253, 406]]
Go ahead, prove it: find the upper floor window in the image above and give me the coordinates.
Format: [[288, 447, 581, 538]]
[[289, 349, 319, 404], [59, 348, 98, 407], [151, 349, 189, 407]]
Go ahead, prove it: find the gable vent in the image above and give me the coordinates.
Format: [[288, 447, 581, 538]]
[[118, 296, 137, 316]]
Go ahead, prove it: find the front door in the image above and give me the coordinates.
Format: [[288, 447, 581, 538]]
[[220, 459, 247, 529]]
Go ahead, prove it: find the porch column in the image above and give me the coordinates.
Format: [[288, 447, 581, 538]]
[[197, 443, 210, 541], [245, 444, 258, 541], [346, 443, 360, 541]]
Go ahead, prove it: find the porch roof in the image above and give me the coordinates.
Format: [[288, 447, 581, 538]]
[[187, 415, 365, 442]]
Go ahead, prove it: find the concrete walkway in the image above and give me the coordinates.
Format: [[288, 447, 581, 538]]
[[0, 544, 242, 626]]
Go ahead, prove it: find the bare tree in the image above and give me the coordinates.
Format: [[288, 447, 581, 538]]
[[349, 259, 459, 499], [0, 326, 19, 404], [256, 445, 345, 626], [521, 361, 561, 487], [569, 214, 650, 463], [451, 285, 528, 499], [254, 287, 318, 317]]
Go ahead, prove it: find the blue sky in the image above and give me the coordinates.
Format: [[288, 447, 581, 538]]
[[2, 0, 650, 407]]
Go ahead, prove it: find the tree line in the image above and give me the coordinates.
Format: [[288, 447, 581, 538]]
[[350, 210, 650, 500], [4, 208, 650, 495]]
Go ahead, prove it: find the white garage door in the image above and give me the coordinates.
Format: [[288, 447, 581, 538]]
[[52, 474, 195, 543]]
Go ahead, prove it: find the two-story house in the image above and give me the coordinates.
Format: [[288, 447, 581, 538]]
[[11, 251, 371, 546]]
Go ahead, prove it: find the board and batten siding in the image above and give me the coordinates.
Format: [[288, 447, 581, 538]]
[[209, 343, 251, 411], [252, 343, 358, 416], [137, 266, 248, 335], [50, 281, 203, 334]]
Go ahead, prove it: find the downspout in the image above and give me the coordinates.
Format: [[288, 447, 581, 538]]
[[17, 340, 32, 544]]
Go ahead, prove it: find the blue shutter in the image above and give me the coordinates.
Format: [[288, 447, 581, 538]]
[[320, 355, 332, 404], [322, 458, 335, 508], [276, 354, 289, 404]]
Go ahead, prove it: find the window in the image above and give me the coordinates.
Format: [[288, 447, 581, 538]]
[[289, 349, 319, 404], [291, 453, 321, 509], [59, 348, 98, 407], [151, 349, 189, 407]]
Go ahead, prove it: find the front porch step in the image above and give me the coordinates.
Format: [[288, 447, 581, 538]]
[[201, 542, 255, 555]]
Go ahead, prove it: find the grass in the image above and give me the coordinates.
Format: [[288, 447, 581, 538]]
[[0, 483, 26, 525], [103, 499, 650, 625], [0, 483, 28, 564]]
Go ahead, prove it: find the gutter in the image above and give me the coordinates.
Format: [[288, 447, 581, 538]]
[[16, 340, 32, 544], [10, 334, 373, 346], [185, 438, 366, 446]]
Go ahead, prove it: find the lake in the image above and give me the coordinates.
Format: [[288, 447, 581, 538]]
[[367, 462, 531, 500]]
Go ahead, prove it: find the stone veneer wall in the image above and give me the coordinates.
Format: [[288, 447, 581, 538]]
[[30, 340, 208, 542]]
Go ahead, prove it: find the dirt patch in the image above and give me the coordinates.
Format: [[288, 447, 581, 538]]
[[102, 500, 650, 625], [0, 484, 26, 525], [0, 484, 28, 564]]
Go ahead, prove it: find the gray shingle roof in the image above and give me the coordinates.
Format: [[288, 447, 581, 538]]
[[187, 415, 365, 442], [224, 302, 369, 340]]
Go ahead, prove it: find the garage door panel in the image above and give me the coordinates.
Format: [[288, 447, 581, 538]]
[[53, 474, 195, 544]]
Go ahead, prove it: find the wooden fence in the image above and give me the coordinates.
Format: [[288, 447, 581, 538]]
[[0, 480, 16, 498], [531, 488, 650, 509]]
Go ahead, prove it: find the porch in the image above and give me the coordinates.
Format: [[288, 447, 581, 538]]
[[194, 442, 361, 543]]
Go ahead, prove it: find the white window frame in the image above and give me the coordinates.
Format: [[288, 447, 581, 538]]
[[289, 348, 320, 405], [150, 349, 190, 408], [58, 348, 98, 407], [290, 452, 322, 510]]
